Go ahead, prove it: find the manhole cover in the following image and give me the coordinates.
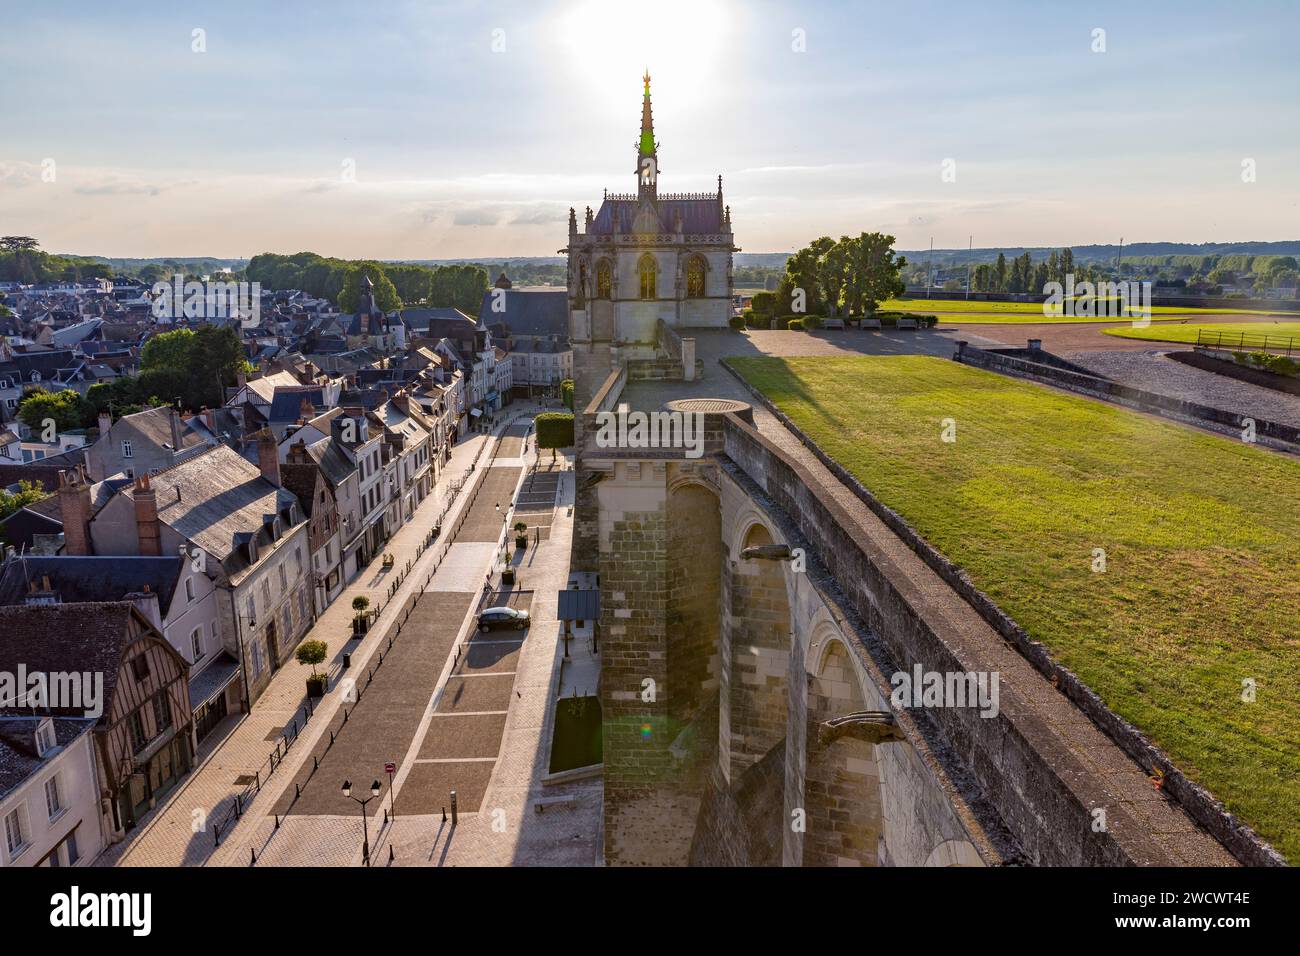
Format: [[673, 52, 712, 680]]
[[234, 774, 256, 786]]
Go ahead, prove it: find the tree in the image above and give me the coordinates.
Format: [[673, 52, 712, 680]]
[[535, 412, 575, 449], [338, 264, 401, 313], [17, 388, 94, 434], [816, 237, 854, 316], [781, 236, 834, 315], [0, 480, 49, 522], [141, 328, 197, 370], [295, 639, 328, 677], [994, 252, 1008, 291], [844, 232, 906, 315]]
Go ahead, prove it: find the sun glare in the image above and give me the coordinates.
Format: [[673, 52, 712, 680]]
[[553, 0, 733, 117]]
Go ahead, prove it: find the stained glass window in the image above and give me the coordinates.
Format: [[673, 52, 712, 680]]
[[686, 256, 706, 298], [639, 255, 657, 300]]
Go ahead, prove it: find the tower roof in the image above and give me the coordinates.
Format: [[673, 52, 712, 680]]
[[638, 70, 656, 157]]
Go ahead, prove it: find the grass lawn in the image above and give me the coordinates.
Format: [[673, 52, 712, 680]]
[[730, 354, 1300, 862], [1102, 320, 1300, 347], [885, 298, 1300, 322]]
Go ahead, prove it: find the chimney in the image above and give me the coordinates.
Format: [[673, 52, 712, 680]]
[[58, 465, 93, 556], [169, 407, 182, 452], [286, 438, 311, 464], [134, 474, 161, 556], [97, 410, 112, 436], [236, 370, 247, 389], [201, 405, 216, 433], [256, 428, 280, 486]]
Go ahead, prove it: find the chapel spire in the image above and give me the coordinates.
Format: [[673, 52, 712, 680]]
[[636, 69, 658, 200]]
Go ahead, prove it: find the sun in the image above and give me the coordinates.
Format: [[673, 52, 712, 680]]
[[552, 0, 734, 117]]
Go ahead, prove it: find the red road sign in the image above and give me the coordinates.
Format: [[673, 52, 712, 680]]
[[384, 762, 396, 774]]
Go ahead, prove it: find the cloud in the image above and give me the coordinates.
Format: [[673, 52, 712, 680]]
[[74, 180, 164, 197], [508, 203, 569, 225], [452, 206, 501, 226]]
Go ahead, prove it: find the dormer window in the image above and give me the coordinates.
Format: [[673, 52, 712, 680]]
[[121, 440, 133, 459], [30, 371, 40, 383], [35, 719, 56, 758]]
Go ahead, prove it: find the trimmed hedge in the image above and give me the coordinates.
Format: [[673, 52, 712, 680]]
[[752, 291, 777, 316], [535, 412, 574, 449], [560, 378, 574, 410], [728, 315, 746, 330]]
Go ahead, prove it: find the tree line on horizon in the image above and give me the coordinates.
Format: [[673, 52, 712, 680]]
[[244, 252, 489, 314]]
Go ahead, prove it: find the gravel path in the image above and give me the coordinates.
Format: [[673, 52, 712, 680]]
[[1068, 349, 1300, 428]]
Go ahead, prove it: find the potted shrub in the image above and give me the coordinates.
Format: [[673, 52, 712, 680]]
[[514, 521, 528, 550], [502, 563, 516, 586], [351, 595, 371, 636], [297, 639, 329, 698]]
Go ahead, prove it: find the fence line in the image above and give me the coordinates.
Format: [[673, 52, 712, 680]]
[[212, 411, 535, 850], [1197, 328, 1296, 355]]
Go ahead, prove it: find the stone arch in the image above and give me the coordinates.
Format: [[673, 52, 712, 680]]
[[802, 632, 886, 866], [922, 839, 984, 867]]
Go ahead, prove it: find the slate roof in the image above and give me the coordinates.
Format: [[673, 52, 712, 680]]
[[588, 197, 724, 235], [401, 308, 477, 339], [120, 445, 301, 578], [0, 555, 185, 616], [278, 462, 325, 518], [24, 476, 130, 522], [0, 601, 140, 717], [0, 506, 62, 551], [0, 717, 95, 801], [303, 437, 356, 490], [268, 386, 326, 425], [475, 288, 568, 338], [112, 406, 206, 453], [0, 349, 80, 383], [241, 370, 302, 405], [0, 448, 87, 493]]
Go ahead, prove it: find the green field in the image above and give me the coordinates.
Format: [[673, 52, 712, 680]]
[[884, 298, 1300, 322], [1102, 320, 1300, 347], [730, 355, 1300, 861]]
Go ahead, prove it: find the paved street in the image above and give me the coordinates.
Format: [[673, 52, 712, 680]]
[[101, 409, 553, 867], [197, 416, 601, 868]]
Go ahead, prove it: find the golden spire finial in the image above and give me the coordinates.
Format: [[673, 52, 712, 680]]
[[643, 69, 651, 95]]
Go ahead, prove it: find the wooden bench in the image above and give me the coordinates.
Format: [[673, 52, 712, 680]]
[[822, 318, 845, 330], [896, 318, 919, 330], [861, 318, 882, 330]]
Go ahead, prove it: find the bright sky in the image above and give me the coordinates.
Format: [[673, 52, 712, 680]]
[[1, 0, 1296, 259]]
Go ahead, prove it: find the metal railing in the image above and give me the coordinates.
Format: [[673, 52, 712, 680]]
[[214, 412, 536, 856], [1196, 328, 1296, 355]]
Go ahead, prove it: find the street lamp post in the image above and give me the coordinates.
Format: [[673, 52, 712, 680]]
[[341, 779, 382, 866]]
